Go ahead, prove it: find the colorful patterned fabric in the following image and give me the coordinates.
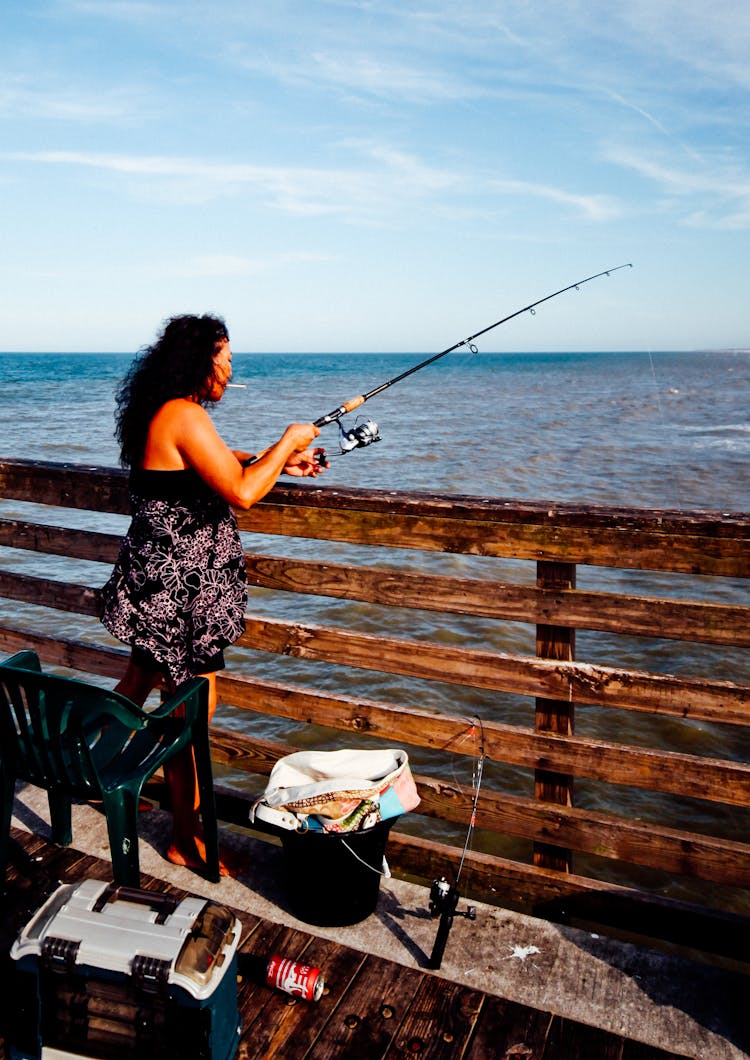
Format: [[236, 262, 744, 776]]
[[251, 748, 420, 832]]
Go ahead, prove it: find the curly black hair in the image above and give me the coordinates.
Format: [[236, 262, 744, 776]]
[[115, 314, 229, 468]]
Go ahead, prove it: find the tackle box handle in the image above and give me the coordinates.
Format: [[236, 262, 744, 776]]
[[93, 885, 181, 923]]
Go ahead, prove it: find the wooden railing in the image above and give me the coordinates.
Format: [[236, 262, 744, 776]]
[[1, 458, 749, 959]]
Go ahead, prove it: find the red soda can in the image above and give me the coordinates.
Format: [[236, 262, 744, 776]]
[[266, 953, 324, 1002]]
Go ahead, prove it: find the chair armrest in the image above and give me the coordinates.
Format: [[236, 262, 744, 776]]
[[146, 677, 210, 724], [1, 650, 42, 672]]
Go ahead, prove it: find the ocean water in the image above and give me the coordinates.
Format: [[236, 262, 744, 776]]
[[1, 348, 749, 903], [230, 348, 749, 513], [1, 348, 749, 507]]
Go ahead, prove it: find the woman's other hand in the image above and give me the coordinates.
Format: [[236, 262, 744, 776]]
[[283, 447, 328, 477]]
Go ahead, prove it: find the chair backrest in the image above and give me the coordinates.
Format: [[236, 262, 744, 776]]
[[0, 650, 151, 798]]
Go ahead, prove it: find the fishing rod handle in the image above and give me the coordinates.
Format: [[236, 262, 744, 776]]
[[314, 394, 366, 428], [428, 910, 454, 970]]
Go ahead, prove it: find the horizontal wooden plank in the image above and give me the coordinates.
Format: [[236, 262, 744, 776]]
[[3, 541, 749, 648], [245, 553, 750, 647], [0, 571, 101, 616], [218, 673, 750, 805], [0, 519, 122, 564], [0, 460, 130, 514], [383, 832, 750, 962], [237, 503, 750, 576], [239, 615, 750, 726], [248, 480, 750, 536], [4, 457, 747, 533], [413, 775, 750, 888], [2, 458, 749, 575], [0, 625, 128, 681]]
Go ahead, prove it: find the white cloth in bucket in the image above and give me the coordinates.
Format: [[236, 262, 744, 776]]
[[250, 748, 420, 832]]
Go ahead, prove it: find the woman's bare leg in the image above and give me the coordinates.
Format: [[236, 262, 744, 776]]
[[114, 656, 163, 705], [162, 673, 239, 876], [108, 657, 163, 812], [163, 672, 214, 867], [115, 657, 237, 876]]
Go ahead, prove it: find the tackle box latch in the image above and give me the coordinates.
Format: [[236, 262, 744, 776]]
[[41, 935, 80, 973], [132, 953, 171, 994]]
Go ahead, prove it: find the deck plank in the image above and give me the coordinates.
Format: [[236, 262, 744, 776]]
[[381, 974, 485, 1058], [464, 995, 554, 1058], [304, 956, 424, 1059], [543, 1015, 626, 1058]]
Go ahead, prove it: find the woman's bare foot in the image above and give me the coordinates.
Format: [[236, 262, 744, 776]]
[[166, 837, 244, 878], [90, 797, 153, 812]]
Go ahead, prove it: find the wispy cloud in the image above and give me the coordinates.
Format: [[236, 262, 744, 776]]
[[142, 250, 333, 279], [236, 49, 479, 105], [606, 145, 750, 229], [0, 78, 139, 123], [10, 146, 460, 212], [489, 178, 622, 223], [4, 147, 456, 217], [6, 146, 621, 224]]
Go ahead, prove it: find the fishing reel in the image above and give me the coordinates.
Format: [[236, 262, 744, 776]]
[[428, 876, 476, 970], [313, 416, 381, 467], [429, 877, 476, 921], [338, 416, 381, 453], [429, 877, 459, 918]]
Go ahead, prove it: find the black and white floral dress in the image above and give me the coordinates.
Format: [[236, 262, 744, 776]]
[[101, 468, 247, 687]]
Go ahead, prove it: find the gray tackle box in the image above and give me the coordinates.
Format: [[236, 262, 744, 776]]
[[7, 878, 241, 1060]]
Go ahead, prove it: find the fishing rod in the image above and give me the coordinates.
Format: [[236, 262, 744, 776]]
[[428, 720, 486, 970], [312, 263, 632, 460]]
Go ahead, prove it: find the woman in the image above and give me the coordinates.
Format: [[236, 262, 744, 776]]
[[101, 313, 324, 875]]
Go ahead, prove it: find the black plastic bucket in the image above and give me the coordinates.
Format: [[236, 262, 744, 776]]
[[279, 820, 393, 926]]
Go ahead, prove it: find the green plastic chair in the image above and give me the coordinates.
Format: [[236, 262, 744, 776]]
[[0, 650, 220, 887]]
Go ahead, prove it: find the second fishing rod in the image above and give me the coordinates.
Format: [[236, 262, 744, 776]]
[[310, 263, 632, 461]]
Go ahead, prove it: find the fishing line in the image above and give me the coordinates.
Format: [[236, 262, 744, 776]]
[[455, 716, 486, 889], [333, 716, 486, 885], [646, 348, 682, 507]]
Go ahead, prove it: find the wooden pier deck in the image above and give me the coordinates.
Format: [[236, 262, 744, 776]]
[[0, 826, 711, 1060]]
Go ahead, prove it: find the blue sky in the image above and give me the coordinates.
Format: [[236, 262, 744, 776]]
[[2, 1, 749, 353]]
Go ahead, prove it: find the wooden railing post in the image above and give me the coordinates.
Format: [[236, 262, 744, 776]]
[[533, 560, 576, 871]]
